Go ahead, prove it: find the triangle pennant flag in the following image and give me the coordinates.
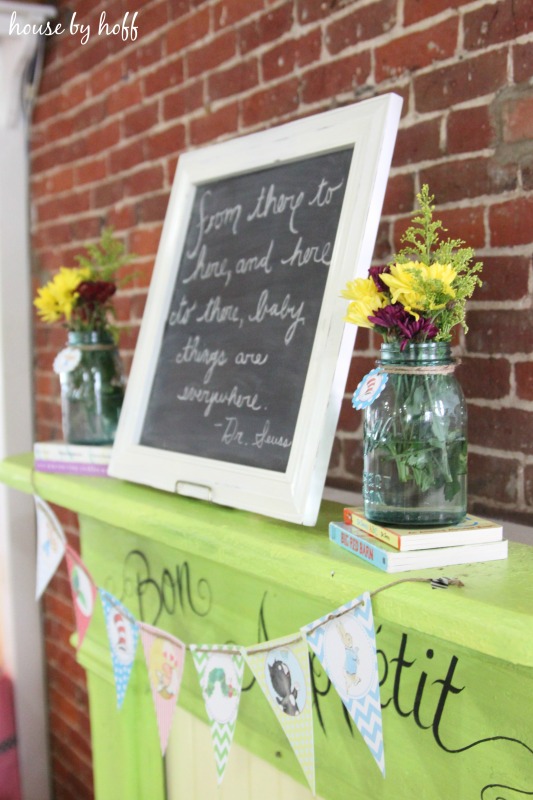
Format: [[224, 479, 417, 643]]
[[245, 633, 315, 795], [190, 645, 245, 785], [139, 623, 186, 755], [34, 496, 67, 600], [65, 546, 97, 649], [99, 589, 139, 709], [303, 592, 385, 775]]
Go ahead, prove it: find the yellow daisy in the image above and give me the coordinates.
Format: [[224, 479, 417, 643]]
[[342, 277, 387, 328], [381, 261, 456, 318], [34, 266, 91, 323]]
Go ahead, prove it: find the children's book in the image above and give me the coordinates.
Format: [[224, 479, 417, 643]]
[[34, 441, 112, 477], [329, 521, 508, 573], [343, 506, 503, 551]]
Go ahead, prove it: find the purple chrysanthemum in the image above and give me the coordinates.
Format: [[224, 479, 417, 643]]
[[368, 265, 391, 293], [369, 304, 439, 350], [397, 316, 439, 350], [368, 303, 407, 329]]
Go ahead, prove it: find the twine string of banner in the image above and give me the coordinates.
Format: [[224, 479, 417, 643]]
[[244, 634, 304, 656], [33, 493, 464, 654], [189, 644, 244, 656], [235, 576, 465, 648]]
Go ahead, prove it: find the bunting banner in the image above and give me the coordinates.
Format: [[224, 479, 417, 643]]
[[99, 589, 139, 709], [140, 623, 186, 755], [35, 493, 469, 782], [190, 645, 245, 785], [245, 633, 315, 795], [65, 546, 97, 649], [34, 496, 67, 600], [302, 592, 385, 775]]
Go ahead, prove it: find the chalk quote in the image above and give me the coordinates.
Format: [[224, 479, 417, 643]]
[[140, 149, 353, 471]]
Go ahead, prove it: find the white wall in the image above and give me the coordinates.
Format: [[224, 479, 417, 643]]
[[0, 4, 55, 798]]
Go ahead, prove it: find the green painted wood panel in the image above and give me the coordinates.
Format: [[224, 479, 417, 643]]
[[76, 512, 533, 799], [2, 454, 533, 798], [167, 708, 324, 799]]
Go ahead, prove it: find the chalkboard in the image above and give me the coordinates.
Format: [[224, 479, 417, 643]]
[[140, 148, 353, 471], [110, 95, 403, 524]]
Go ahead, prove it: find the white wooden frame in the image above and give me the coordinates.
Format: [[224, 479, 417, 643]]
[[109, 95, 402, 525]]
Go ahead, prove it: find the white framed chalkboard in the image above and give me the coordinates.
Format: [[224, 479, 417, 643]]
[[109, 94, 402, 524]]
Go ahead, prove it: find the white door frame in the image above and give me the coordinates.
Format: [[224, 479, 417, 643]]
[[0, 3, 55, 798]]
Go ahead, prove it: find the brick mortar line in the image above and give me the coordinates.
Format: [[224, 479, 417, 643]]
[[466, 396, 533, 411], [389, 149, 504, 174], [461, 354, 533, 365], [381, 188, 533, 212], [467, 498, 528, 514], [469, 443, 533, 463], [468, 298, 533, 310]]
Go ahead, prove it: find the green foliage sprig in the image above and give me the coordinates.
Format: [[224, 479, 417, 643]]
[[394, 185, 483, 340], [342, 185, 482, 349], [74, 226, 133, 283]]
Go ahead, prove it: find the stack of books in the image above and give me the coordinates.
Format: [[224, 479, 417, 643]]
[[329, 507, 508, 573], [34, 441, 112, 477]]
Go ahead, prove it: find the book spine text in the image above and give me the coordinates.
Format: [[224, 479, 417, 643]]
[[329, 523, 388, 571], [343, 509, 400, 549]]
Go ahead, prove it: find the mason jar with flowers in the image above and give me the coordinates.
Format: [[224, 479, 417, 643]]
[[343, 186, 482, 527], [34, 228, 133, 445]]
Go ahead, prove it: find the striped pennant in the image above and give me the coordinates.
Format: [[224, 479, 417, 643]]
[[99, 589, 139, 710], [245, 633, 315, 795], [302, 592, 385, 776], [190, 645, 245, 785]]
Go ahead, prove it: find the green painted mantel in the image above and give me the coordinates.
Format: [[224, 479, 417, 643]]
[[2, 453, 533, 799]]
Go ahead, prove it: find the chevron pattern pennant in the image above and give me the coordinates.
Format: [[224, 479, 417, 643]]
[[34, 496, 66, 600], [99, 589, 139, 710], [140, 623, 186, 755], [65, 546, 97, 649], [303, 592, 385, 775], [245, 633, 315, 795], [190, 645, 245, 784]]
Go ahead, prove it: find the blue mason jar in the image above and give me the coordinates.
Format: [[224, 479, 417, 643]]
[[57, 331, 125, 445], [363, 342, 467, 527]]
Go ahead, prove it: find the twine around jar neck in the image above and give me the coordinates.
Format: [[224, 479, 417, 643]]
[[67, 330, 116, 352], [380, 360, 460, 376], [74, 343, 116, 351]]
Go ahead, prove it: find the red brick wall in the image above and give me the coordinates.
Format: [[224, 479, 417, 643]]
[[40, 508, 93, 799], [26, 0, 533, 796]]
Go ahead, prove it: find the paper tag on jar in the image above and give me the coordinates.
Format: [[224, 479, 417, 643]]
[[53, 346, 81, 375], [352, 368, 388, 410]]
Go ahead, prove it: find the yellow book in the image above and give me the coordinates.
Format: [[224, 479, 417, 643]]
[[343, 507, 503, 552]]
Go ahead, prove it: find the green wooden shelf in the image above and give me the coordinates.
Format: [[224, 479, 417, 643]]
[[3, 452, 533, 667], [3, 452, 533, 800]]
